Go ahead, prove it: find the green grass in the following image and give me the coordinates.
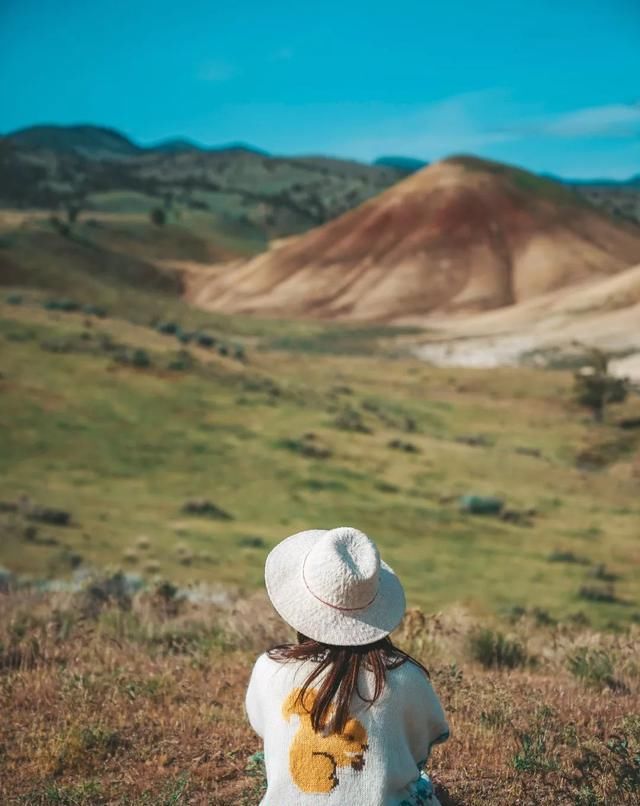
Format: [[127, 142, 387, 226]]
[[1, 299, 640, 627]]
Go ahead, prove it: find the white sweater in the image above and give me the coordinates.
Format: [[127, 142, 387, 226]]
[[245, 652, 449, 806]]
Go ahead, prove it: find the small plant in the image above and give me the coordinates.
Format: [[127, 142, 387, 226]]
[[196, 332, 216, 348], [82, 304, 107, 318], [238, 535, 267, 549], [578, 583, 619, 603], [279, 433, 331, 459], [513, 730, 557, 773], [167, 349, 195, 371], [181, 499, 232, 520], [567, 647, 619, 689], [333, 407, 371, 434], [387, 438, 420, 453], [467, 628, 528, 669], [5, 293, 23, 305], [547, 550, 590, 565], [156, 321, 178, 335]]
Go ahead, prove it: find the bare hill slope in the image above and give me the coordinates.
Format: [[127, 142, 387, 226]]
[[190, 157, 640, 321]]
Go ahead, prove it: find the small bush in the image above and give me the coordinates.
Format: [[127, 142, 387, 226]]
[[196, 332, 216, 348], [181, 499, 232, 520], [387, 438, 420, 453], [115, 348, 152, 369], [82, 304, 107, 318], [238, 536, 267, 548], [513, 730, 557, 773], [467, 628, 528, 669], [567, 647, 621, 689], [548, 550, 590, 565], [176, 329, 194, 344], [279, 433, 331, 459], [5, 293, 23, 305], [26, 505, 71, 527], [156, 321, 178, 335], [333, 407, 371, 434], [578, 584, 619, 603]]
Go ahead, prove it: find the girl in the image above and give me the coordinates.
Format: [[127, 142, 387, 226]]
[[245, 526, 449, 805]]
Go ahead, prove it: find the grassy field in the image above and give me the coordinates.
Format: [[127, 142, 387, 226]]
[[1, 292, 639, 628], [1, 586, 639, 805]]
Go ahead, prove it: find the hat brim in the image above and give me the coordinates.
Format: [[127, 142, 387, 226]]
[[265, 529, 406, 646]]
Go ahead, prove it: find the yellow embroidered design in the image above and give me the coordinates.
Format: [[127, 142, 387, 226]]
[[282, 687, 368, 793]]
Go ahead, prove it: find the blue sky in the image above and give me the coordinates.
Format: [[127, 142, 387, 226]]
[[1, 0, 639, 178]]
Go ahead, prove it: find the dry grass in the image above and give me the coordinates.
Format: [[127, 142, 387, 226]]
[[1, 583, 639, 805]]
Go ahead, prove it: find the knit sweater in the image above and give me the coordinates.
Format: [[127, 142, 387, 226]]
[[245, 652, 449, 806]]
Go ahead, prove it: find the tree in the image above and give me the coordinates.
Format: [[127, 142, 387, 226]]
[[573, 349, 629, 423], [150, 207, 166, 227]]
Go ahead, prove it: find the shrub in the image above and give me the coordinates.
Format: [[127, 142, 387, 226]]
[[567, 647, 621, 689], [196, 332, 216, 348], [547, 550, 590, 565], [279, 433, 331, 459], [130, 349, 151, 368], [167, 349, 195, 371], [333, 407, 371, 434], [181, 499, 232, 520], [156, 321, 178, 335], [387, 438, 420, 453], [238, 536, 267, 548], [513, 730, 557, 773], [176, 329, 194, 344], [115, 348, 152, 368], [467, 628, 528, 669], [459, 495, 504, 515], [5, 293, 23, 305], [82, 304, 107, 318], [26, 505, 71, 526], [578, 584, 619, 603]]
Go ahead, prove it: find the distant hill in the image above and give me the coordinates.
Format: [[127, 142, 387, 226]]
[[0, 126, 406, 243], [5, 124, 141, 159], [150, 137, 205, 153], [189, 155, 640, 322], [373, 156, 428, 173]]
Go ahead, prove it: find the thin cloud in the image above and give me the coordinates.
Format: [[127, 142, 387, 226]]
[[542, 103, 640, 138]]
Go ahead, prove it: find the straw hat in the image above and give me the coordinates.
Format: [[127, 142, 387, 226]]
[[265, 526, 406, 646]]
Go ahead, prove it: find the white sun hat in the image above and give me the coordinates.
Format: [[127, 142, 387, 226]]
[[265, 526, 406, 646]]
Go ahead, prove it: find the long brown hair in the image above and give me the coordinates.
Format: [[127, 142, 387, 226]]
[[268, 633, 428, 734]]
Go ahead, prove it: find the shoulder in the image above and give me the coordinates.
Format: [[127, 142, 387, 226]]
[[248, 651, 306, 689], [388, 657, 431, 689]]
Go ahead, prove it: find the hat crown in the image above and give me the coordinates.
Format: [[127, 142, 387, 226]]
[[302, 527, 381, 611]]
